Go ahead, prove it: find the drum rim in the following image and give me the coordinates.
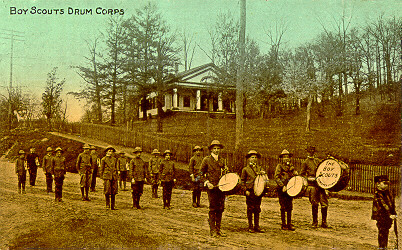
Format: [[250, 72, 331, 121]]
[[286, 176, 306, 197], [218, 172, 240, 192]]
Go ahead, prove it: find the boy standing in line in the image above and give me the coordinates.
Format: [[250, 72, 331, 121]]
[[117, 152, 129, 191], [129, 147, 147, 209], [372, 175, 397, 249], [15, 150, 27, 194], [42, 147, 54, 193], [52, 147, 66, 202], [149, 149, 162, 198], [159, 150, 176, 209], [100, 146, 119, 210], [189, 146, 203, 208]]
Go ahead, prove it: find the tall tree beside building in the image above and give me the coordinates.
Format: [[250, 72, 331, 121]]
[[42, 67, 65, 130]]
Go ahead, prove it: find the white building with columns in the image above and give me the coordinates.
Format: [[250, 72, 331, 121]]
[[138, 63, 236, 119]]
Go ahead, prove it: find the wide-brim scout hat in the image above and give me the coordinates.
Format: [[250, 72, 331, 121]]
[[55, 147, 63, 153], [279, 149, 293, 158], [133, 147, 142, 153], [163, 150, 173, 156], [118, 151, 125, 155], [90, 145, 96, 150], [306, 146, 316, 153], [374, 175, 389, 183], [246, 150, 261, 159], [151, 149, 161, 155], [46, 147, 53, 152], [208, 140, 224, 150], [18, 150, 25, 155], [83, 144, 90, 149], [104, 146, 116, 153], [193, 146, 203, 152]]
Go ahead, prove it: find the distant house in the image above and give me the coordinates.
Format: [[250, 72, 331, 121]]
[[139, 63, 236, 119]]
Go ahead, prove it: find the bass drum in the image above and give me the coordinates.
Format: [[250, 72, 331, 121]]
[[253, 174, 269, 196], [316, 158, 350, 192], [286, 176, 308, 198], [218, 173, 241, 195]]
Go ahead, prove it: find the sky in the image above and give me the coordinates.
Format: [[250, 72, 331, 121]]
[[0, 0, 400, 122]]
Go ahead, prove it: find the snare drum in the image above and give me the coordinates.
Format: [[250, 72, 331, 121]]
[[286, 176, 308, 197], [316, 158, 350, 192], [218, 173, 241, 195], [254, 174, 269, 196]]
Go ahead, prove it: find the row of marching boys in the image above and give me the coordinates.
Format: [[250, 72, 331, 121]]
[[15, 141, 396, 248]]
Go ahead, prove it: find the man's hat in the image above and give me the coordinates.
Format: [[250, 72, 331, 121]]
[[374, 175, 389, 183], [163, 150, 173, 156], [306, 146, 316, 153], [118, 151, 125, 155], [279, 149, 293, 158], [246, 150, 261, 159], [46, 147, 53, 152], [83, 144, 90, 149], [193, 145, 203, 152], [208, 140, 224, 150], [90, 145, 96, 150], [18, 150, 25, 155], [55, 147, 63, 152], [133, 147, 142, 153], [104, 146, 116, 153], [151, 149, 161, 155]]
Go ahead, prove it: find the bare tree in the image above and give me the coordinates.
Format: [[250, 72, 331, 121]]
[[42, 67, 65, 130]]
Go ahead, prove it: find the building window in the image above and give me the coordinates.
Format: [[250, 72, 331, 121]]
[[183, 96, 191, 107]]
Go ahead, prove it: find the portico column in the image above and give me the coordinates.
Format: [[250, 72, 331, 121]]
[[196, 90, 201, 110], [173, 88, 178, 108], [218, 92, 223, 111]]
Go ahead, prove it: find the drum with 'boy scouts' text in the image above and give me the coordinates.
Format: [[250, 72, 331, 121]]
[[316, 158, 350, 192]]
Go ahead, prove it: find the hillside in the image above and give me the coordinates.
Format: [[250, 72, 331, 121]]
[[135, 91, 401, 166]]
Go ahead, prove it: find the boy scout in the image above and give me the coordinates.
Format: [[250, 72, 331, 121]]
[[100, 146, 119, 210], [15, 150, 27, 194], [76, 144, 93, 201], [90, 145, 99, 192], [241, 150, 266, 233], [52, 147, 66, 202], [129, 147, 148, 209], [274, 149, 298, 231], [42, 147, 54, 193], [149, 149, 162, 198], [189, 146, 203, 208], [117, 152, 129, 191], [372, 175, 397, 249], [199, 140, 228, 237], [159, 150, 176, 209], [26, 147, 40, 186]]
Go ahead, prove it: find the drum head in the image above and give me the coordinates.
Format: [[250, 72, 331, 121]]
[[316, 159, 342, 189], [286, 176, 306, 197], [218, 173, 240, 192], [254, 174, 268, 196]]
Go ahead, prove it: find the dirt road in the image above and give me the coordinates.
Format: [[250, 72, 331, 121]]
[[0, 158, 397, 249]]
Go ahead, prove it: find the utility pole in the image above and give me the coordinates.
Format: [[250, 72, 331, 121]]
[[0, 29, 25, 129], [235, 0, 246, 154]]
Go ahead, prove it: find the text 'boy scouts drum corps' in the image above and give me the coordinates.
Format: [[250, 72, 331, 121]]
[[14, 142, 397, 248]]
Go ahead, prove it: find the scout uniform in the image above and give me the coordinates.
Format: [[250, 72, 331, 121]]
[[117, 152, 129, 191], [42, 147, 54, 193], [90, 145, 99, 192], [26, 148, 40, 186], [100, 146, 118, 210], [129, 147, 148, 209], [52, 147, 66, 202], [15, 150, 27, 194], [76, 144, 93, 201], [199, 140, 228, 237], [274, 149, 298, 231], [301, 146, 329, 228], [149, 149, 162, 198], [241, 150, 265, 233], [372, 175, 397, 249], [189, 146, 203, 208], [159, 150, 176, 209]]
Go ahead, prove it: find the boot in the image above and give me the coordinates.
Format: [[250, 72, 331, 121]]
[[136, 195, 141, 209], [254, 213, 264, 233], [123, 182, 127, 191], [132, 193, 137, 208], [281, 210, 287, 230], [216, 212, 226, 237], [196, 191, 201, 207], [312, 205, 318, 228], [105, 194, 110, 209], [81, 187, 85, 201], [247, 211, 254, 232], [287, 211, 295, 231], [321, 207, 328, 228], [85, 187, 90, 201], [208, 211, 218, 237], [111, 194, 117, 210], [154, 185, 159, 198]]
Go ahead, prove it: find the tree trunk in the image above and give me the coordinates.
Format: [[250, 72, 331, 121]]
[[306, 94, 312, 132]]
